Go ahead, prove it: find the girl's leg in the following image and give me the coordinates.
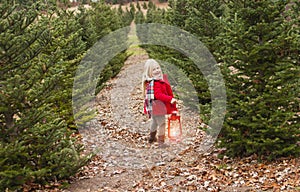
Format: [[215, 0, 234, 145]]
[[149, 116, 158, 143], [150, 116, 158, 133], [156, 115, 166, 136], [156, 115, 168, 147]]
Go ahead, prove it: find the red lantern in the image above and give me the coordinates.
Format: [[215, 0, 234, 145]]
[[167, 111, 182, 141]]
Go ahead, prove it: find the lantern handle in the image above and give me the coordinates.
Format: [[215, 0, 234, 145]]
[[171, 110, 179, 116]]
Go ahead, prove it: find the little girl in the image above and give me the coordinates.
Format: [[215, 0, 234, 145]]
[[142, 59, 177, 147]]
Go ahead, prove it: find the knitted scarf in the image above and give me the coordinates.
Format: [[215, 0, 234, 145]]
[[145, 79, 154, 118]]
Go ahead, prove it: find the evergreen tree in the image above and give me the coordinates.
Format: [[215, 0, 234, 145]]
[[184, 0, 225, 53], [145, 2, 165, 23], [87, 1, 132, 93], [135, 9, 145, 24], [142, 1, 147, 10], [129, 2, 136, 18], [46, 8, 88, 128], [136, 0, 141, 11], [165, 0, 189, 28], [216, 0, 300, 160], [74, 5, 99, 49], [0, 3, 89, 190]]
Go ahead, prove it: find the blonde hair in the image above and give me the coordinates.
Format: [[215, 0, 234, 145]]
[[142, 59, 162, 97]]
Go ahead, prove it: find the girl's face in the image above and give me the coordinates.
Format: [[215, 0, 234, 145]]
[[151, 63, 162, 79]]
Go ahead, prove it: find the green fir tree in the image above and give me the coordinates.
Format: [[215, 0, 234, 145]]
[[216, 0, 300, 160], [0, 3, 90, 190]]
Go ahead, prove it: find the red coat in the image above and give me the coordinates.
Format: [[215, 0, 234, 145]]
[[144, 75, 177, 116]]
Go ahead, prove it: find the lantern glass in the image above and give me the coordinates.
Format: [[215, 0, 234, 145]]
[[168, 113, 182, 141]]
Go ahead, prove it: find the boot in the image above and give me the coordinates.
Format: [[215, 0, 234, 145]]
[[158, 135, 168, 148], [148, 131, 157, 143]]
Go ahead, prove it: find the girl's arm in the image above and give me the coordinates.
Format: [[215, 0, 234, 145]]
[[154, 81, 173, 103]]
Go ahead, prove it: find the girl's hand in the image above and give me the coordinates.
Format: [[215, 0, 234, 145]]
[[171, 98, 177, 104]]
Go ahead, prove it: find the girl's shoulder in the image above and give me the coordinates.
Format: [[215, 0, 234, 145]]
[[154, 79, 171, 88], [154, 79, 165, 84]]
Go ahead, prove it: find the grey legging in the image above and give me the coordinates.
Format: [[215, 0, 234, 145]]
[[150, 115, 166, 136]]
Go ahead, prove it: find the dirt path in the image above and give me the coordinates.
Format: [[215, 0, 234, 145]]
[[65, 23, 204, 191], [66, 55, 200, 191]]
